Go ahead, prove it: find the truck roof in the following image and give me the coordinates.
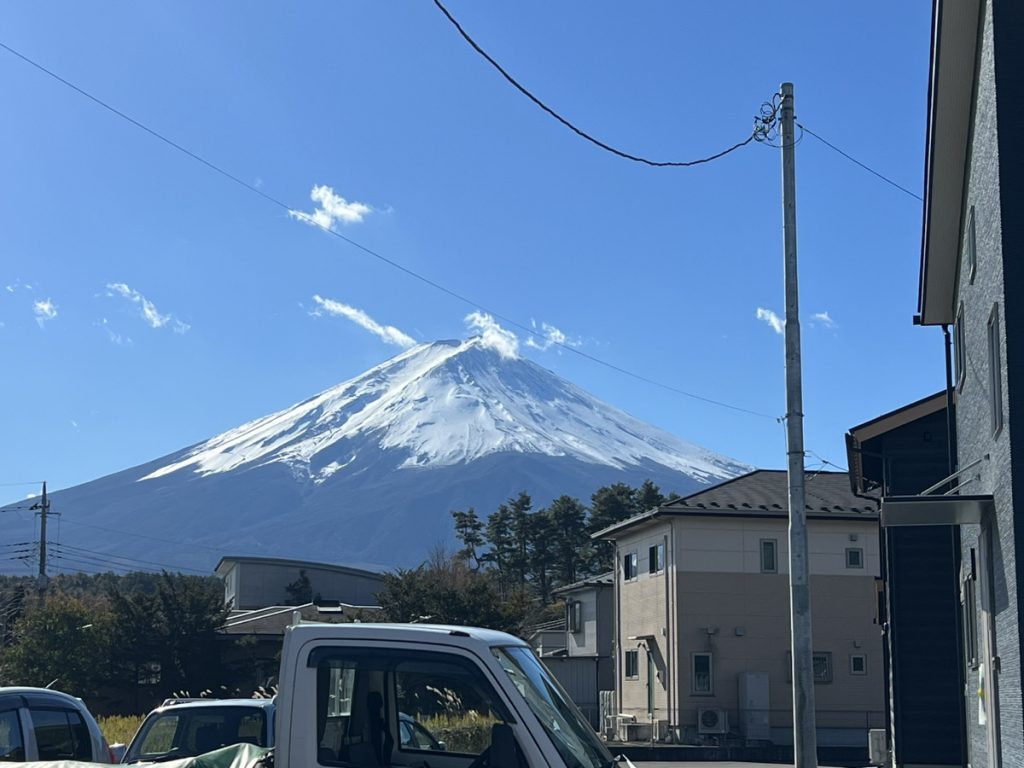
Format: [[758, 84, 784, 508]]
[[286, 622, 527, 648]]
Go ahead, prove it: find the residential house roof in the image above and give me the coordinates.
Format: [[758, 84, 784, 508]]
[[214, 555, 384, 581], [593, 469, 878, 540], [551, 572, 614, 596]]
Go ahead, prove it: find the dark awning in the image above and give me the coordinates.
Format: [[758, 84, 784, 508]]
[[880, 494, 993, 526]]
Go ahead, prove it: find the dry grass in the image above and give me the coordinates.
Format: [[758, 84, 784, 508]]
[[98, 715, 145, 746]]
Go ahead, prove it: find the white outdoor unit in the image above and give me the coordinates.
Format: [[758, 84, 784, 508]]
[[697, 707, 729, 735], [738, 672, 771, 742], [868, 729, 887, 766]]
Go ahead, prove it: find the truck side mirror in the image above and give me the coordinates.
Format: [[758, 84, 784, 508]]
[[489, 723, 521, 768]]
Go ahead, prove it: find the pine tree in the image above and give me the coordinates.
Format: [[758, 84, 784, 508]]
[[546, 495, 588, 586], [451, 508, 485, 569]]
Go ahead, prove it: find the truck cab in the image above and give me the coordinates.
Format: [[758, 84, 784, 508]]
[[275, 623, 614, 768]]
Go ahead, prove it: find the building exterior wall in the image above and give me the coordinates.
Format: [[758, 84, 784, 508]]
[[222, 560, 384, 610], [955, 1, 1022, 764], [614, 515, 883, 744], [566, 589, 600, 656]]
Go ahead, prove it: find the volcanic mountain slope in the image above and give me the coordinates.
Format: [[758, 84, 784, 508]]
[[4, 338, 750, 573]]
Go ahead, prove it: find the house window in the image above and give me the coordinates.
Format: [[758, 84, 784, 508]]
[[846, 548, 864, 569], [966, 205, 977, 283], [954, 303, 966, 390], [849, 654, 867, 675], [691, 653, 713, 695], [760, 539, 778, 573], [786, 651, 834, 683], [988, 304, 1003, 436], [625, 650, 639, 679], [567, 601, 582, 634], [962, 551, 979, 669], [623, 552, 638, 581], [649, 542, 665, 574]]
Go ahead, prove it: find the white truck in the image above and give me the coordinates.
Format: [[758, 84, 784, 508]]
[[273, 622, 616, 768]]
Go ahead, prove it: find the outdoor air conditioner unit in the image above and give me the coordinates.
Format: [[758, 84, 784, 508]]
[[868, 729, 887, 766], [697, 707, 729, 735]]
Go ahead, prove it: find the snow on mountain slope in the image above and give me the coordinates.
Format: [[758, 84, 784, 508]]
[[142, 337, 743, 485]]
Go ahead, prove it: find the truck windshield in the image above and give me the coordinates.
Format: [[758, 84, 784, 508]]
[[492, 646, 613, 768]]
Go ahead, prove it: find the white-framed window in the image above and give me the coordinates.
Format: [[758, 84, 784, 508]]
[[786, 651, 834, 683], [760, 539, 778, 573], [567, 601, 582, 634], [962, 550, 979, 669], [988, 303, 1004, 436], [649, 542, 665, 574], [849, 654, 867, 675], [846, 548, 864, 569], [625, 650, 639, 679], [691, 652, 713, 695], [966, 205, 977, 284], [623, 552, 638, 581], [954, 303, 966, 390]]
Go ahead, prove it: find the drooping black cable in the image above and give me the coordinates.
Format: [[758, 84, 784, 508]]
[[432, 0, 762, 168]]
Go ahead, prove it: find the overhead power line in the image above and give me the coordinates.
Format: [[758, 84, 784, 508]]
[[432, 0, 778, 167], [53, 542, 211, 575], [797, 123, 923, 202], [0, 40, 777, 421]]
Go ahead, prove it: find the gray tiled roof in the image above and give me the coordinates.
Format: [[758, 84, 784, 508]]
[[593, 470, 877, 540], [664, 469, 876, 516]]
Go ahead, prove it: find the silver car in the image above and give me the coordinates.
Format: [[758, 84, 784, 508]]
[[0, 686, 113, 762]]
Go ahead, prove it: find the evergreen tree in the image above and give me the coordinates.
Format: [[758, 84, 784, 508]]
[[285, 570, 313, 605], [508, 492, 533, 593], [485, 504, 515, 596], [546, 495, 588, 586], [451, 508, 485, 569], [526, 510, 556, 604], [635, 479, 666, 514], [587, 482, 639, 573]]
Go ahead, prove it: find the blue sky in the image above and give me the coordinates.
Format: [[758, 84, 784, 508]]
[[0, 1, 938, 496]]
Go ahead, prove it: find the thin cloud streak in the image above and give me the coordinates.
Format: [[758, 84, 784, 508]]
[[756, 307, 784, 334], [106, 283, 190, 334], [311, 295, 416, 348], [812, 311, 835, 328], [525, 320, 581, 351]]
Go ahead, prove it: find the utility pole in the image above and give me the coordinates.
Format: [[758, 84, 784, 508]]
[[780, 82, 817, 767], [30, 482, 51, 605]]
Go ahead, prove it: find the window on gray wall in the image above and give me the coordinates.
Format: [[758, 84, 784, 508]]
[[691, 653, 713, 694], [988, 304, 1003, 436], [623, 552, 638, 581], [760, 539, 777, 573], [625, 650, 639, 679], [954, 303, 966, 390], [648, 542, 664, 574], [967, 205, 977, 283], [567, 601, 582, 634], [846, 548, 864, 569]]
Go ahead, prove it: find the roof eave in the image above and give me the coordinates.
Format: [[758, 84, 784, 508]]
[[918, 0, 982, 326]]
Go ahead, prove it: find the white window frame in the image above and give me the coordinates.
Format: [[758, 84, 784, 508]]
[[691, 652, 714, 695], [786, 651, 834, 684], [954, 303, 966, 391], [846, 547, 864, 569], [760, 538, 778, 573], [648, 542, 665, 575], [966, 205, 977, 284], [849, 654, 867, 675], [988, 303, 1004, 437], [624, 649, 639, 679], [622, 551, 638, 581]]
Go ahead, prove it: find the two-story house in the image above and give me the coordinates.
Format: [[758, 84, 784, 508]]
[[595, 470, 883, 747]]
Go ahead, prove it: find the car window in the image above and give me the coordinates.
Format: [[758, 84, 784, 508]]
[[135, 714, 180, 757], [0, 709, 25, 762], [29, 708, 92, 761], [126, 707, 269, 762]]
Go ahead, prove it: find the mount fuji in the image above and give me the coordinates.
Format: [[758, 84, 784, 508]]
[[3, 338, 750, 573]]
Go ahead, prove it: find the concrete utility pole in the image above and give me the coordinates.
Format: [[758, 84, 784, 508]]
[[31, 482, 51, 605], [780, 82, 817, 767]]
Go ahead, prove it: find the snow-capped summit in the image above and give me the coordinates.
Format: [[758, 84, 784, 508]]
[[142, 337, 742, 485], [2, 339, 749, 571]]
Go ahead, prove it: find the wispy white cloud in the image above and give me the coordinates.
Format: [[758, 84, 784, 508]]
[[756, 307, 784, 335], [311, 295, 415, 348], [465, 311, 519, 359], [33, 298, 58, 328], [106, 283, 190, 334], [98, 317, 132, 346], [290, 185, 372, 231], [811, 311, 835, 328], [525, 320, 582, 352]]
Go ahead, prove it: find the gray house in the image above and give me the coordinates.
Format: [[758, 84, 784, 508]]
[[215, 555, 383, 610], [887, 0, 1024, 765]]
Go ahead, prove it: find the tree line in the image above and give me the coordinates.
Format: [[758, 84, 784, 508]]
[[377, 479, 675, 632]]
